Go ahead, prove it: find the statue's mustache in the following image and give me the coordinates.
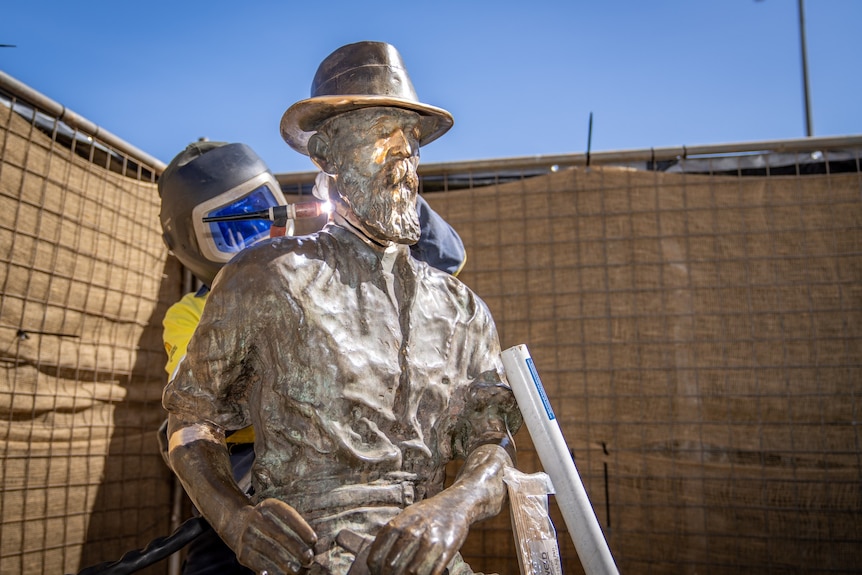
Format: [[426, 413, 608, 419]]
[[381, 158, 418, 192]]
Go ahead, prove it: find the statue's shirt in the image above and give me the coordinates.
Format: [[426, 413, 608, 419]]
[[163, 224, 520, 533]]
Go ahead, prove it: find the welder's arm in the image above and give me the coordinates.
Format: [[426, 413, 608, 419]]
[[367, 441, 513, 575], [412, 195, 466, 276], [166, 415, 317, 574]]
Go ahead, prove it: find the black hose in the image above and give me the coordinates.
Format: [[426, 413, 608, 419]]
[[70, 516, 210, 575]]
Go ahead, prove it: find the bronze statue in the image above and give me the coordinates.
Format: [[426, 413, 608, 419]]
[[163, 41, 521, 575]]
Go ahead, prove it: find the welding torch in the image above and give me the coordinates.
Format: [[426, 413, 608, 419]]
[[202, 201, 329, 228]]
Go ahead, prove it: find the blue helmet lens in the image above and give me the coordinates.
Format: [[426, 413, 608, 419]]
[[205, 185, 278, 255]]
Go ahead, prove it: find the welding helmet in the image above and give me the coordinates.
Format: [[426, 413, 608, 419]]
[[158, 141, 287, 286]]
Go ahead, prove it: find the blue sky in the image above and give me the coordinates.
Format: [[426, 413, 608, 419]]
[[2, 1, 860, 174]]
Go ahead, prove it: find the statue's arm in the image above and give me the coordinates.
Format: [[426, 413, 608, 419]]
[[367, 441, 513, 575], [438, 439, 514, 522], [167, 415, 317, 574]]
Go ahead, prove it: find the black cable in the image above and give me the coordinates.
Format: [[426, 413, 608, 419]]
[[70, 516, 210, 575]]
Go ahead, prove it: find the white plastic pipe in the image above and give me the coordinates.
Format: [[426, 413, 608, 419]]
[[502, 344, 619, 575]]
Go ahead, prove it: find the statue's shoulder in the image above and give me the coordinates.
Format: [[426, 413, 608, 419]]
[[238, 231, 333, 264], [416, 262, 496, 323]]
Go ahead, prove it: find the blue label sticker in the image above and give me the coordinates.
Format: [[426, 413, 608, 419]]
[[526, 357, 555, 421]]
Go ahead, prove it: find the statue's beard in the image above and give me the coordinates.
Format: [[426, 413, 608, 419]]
[[338, 160, 421, 244]]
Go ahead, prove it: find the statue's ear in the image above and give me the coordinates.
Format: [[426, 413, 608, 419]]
[[307, 133, 334, 174]]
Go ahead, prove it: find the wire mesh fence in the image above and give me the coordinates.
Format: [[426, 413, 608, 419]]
[[2, 69, 861, 574], [0, 76, 177, 575]]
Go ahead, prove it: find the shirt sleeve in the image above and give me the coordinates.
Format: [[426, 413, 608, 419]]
[[411, 195, 467, 276], [453, 293, 523, 458], [162, 290, 208, 377]]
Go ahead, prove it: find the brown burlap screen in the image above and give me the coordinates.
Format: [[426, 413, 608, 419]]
[[0, 104, 178, 575], [2, 93, 861, 574], [428, 165, 862, 574]]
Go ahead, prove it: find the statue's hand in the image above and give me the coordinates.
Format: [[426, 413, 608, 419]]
[[366, 493, 469, 575], [233, 498, 317, 575]]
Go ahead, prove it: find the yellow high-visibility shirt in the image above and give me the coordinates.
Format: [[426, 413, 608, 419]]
[[162, 290, 208, 378]]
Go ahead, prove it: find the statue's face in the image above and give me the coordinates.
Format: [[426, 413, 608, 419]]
[[322, 107, 422, 244]]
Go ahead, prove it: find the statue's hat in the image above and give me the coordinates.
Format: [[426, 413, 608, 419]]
[[281, 41, 454, 155]]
